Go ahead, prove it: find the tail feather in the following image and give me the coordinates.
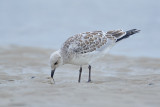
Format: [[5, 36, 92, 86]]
[[116, 29, 140, 42]]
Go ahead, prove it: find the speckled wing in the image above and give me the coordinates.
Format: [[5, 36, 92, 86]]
[[62, 30, 126, 55]]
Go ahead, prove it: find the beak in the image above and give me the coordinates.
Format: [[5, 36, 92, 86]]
[[51, 69, 55, 79]]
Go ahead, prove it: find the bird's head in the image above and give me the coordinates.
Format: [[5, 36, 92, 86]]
[[50, 50, 63, 79]]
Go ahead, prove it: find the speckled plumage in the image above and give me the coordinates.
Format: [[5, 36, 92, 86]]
[[62, 30, 125, 54], [60, 30, 125, 64], [50, 29, 140, 82]]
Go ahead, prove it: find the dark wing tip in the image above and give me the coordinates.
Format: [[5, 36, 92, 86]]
[[116, 29, 140, 42], [128, 29, 141, 34]]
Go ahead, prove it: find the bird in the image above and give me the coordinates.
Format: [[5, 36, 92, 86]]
[[50, 29, 140, 83]]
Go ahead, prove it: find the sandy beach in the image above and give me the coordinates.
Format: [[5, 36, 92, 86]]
[[1, 0, 160, 107], [0, 46, 160, 107]]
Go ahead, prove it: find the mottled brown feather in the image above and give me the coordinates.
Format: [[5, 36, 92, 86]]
[[61, 30, 125, 55]]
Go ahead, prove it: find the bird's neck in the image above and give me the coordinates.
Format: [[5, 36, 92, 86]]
[[57, 49, 64, 65]]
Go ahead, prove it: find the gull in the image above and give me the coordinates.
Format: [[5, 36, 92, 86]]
[[50, 29, 140, 83]]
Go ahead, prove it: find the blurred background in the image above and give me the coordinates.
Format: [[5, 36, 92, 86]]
[[0, 0, 160, 58]]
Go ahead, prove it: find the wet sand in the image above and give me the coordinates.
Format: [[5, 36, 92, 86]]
[[0, 46, 160, 107]]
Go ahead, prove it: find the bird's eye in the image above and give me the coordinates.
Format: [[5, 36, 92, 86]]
[[54, 62, 58, 65]]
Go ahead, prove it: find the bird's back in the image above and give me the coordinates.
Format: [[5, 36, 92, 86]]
[[60, 30, 126, 64]]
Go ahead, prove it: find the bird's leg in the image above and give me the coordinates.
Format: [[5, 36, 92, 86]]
[[88, 65, 91, 82], [78, 67, 82, 83]]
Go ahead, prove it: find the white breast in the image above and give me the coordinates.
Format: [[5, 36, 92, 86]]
[[69, 44, 114, 66]]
